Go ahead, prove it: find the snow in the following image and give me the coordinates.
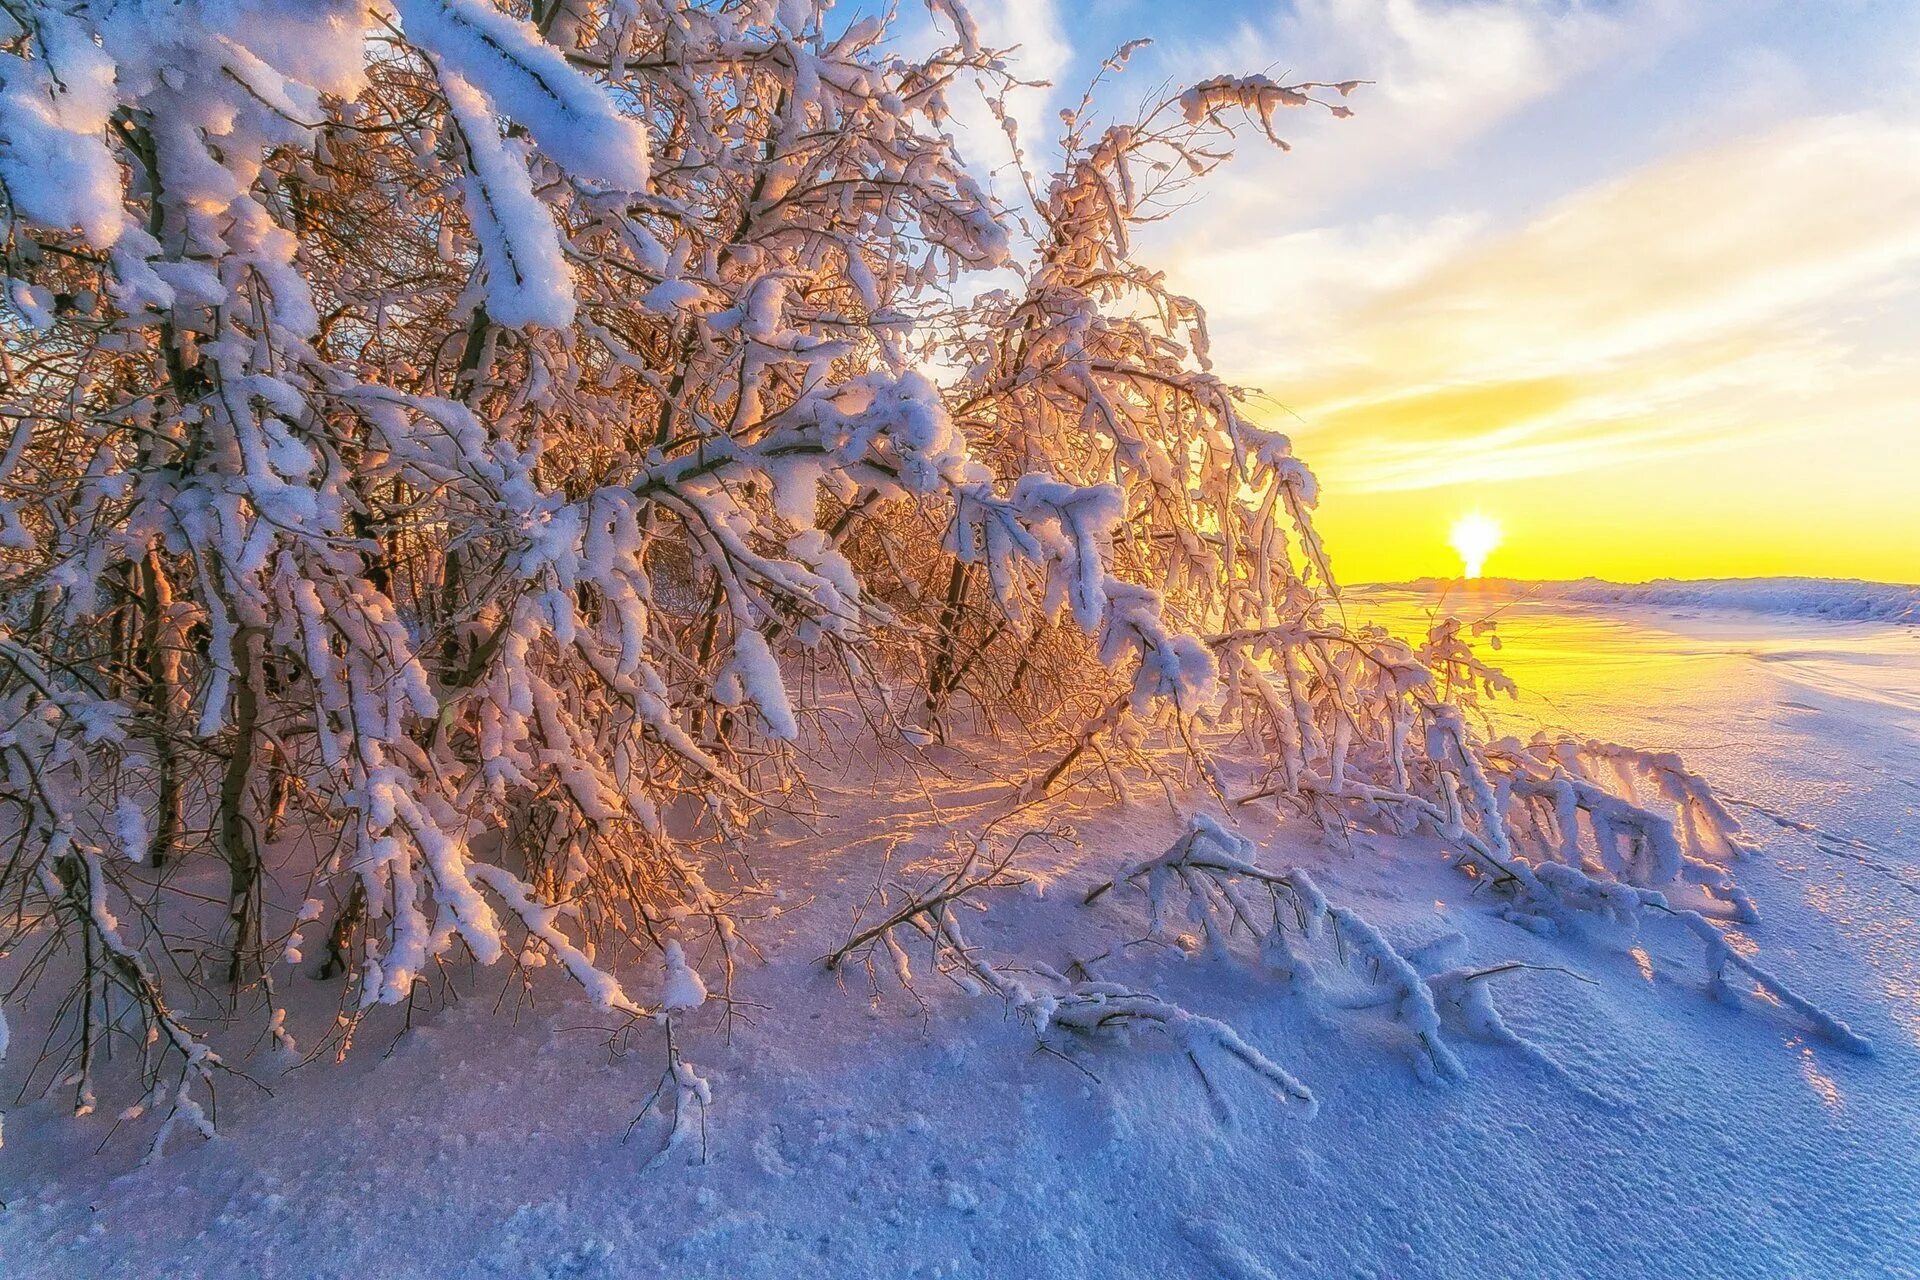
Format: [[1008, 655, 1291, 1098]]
[[4, 586, 1917, 1275], [641, 279, 706, 314], [726, 628, 799, 742], [1176, 75, 1359, 148], [660, 941, 708, 1011], [394, 0, 650, 191], [0, 9, 125, 247], [111, 796, 149, 865], [438, 70, 577, 329], [0, 2, 1910, 1270]]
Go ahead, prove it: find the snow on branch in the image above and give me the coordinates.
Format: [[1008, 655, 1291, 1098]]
[[394, 0, 651, 190], [1177, 75, 1365, 148], [1086, 816, 1467, 1081]]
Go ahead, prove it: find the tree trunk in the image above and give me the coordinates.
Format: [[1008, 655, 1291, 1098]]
[[139, 552, 184, 868], [220, 627, 263, 990]]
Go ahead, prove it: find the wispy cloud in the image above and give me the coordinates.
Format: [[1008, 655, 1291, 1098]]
[[1166, 111, 1920, 492], [1154, 0, 1697, 219]]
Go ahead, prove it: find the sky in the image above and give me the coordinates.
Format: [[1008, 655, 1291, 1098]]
[[901, 0, 1920, 585]]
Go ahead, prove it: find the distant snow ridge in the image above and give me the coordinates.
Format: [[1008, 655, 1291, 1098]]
[[1410, 577, 1920, 624], [1552, 577, 1920, 623]]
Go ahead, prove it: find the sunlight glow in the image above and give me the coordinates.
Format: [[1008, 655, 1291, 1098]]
[[1449, 512, 1502, 579]]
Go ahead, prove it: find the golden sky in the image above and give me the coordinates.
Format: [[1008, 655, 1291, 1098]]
[[1172, 110, 1920, 584], [940, 0, 1920, 585]]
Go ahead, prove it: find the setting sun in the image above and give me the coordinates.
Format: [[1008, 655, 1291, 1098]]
[[1448, 512, 1503, 579]]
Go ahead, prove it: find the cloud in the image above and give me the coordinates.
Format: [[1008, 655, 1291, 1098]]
[[1342, 115, 1920, 375], [977, 0, 1071, 89], [1164, 111, 1920, 493], [1151, 0, 1696, 220]]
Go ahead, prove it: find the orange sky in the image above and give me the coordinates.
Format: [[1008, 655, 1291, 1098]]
[[1162, 107, 1920, 584]]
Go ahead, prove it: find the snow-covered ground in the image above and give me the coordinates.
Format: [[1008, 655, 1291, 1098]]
[[4, 586, 1918, 1279]]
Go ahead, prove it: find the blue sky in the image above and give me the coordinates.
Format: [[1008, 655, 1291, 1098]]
[[891, 0, 1920, 582]]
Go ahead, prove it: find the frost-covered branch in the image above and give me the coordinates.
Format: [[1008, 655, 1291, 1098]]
[[1087, 816, 1466, 1080], [827, 833, 1315, 1122]]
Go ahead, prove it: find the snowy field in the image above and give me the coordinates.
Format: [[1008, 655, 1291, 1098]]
[[4, 584, 1918, 1279]]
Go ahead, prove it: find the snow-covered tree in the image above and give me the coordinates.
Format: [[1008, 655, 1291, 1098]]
[[0, 0, 1861, 1154]]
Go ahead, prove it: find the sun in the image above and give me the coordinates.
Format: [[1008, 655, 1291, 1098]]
[[1449, 512, 1503, 580]]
